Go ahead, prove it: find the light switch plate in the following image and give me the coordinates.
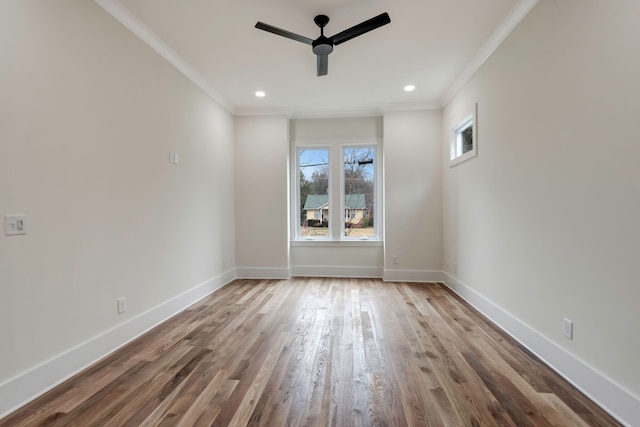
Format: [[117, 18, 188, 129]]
[[5, 214, 27, 236], [169, 152, 180, 165], [563, 318, 573, 340]]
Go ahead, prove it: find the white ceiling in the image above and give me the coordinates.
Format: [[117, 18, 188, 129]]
[[96, 0, 537, 118]]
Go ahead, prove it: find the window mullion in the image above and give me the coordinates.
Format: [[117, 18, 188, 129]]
[[330, 146, 342, 239]]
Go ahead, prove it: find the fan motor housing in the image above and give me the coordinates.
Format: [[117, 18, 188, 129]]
[[312, 36, 333, 55]]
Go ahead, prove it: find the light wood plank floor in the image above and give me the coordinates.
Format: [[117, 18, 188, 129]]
[[1, 278, 620, 426]]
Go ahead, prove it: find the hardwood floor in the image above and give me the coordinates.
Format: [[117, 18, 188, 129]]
[[1, 278, 620, 426]]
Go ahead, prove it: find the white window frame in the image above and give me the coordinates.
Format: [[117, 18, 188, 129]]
[[295, 145, 331, 240], [450, 103, 477, 167], [341, 144, 380, 241], [292, 139, 382, 243]]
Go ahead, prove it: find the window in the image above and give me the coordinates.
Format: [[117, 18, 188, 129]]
[[343, 146, 376, 239], [294, 141, 380, 241], [450, 104, 477, 166], [298, 147, 329, 238]]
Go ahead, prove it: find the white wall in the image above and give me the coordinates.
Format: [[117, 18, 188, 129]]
[[442, 0, 640, 423], [290, 117, 384, 277], [289, 115, 442, 280], [291, 117, 383, 141], [0, 0, 235, 416], [383, 110, 442, 281], [234, 115, 290, 278]]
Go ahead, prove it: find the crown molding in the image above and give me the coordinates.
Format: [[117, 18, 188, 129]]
[[234, 108, 294, 118], [94, 0, 538, 118], [380, 100, 442, 113], [94, 0, 235, 114], [292, 109, 383, 120], [439, 0, 539, 107]]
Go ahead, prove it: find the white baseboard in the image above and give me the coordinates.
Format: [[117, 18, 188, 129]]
[[235, 267, 291, 279], [442, 272, 639, 427], [3, 268, 636, 425], [291, 265, 383, 278], [383, 269, 443, 283], [0, 269, 236, 420]]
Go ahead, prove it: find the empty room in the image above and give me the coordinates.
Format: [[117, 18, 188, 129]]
[[1, 0, 638, 425]]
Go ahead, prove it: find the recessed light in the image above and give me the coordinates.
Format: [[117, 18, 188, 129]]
[[255, 90, 266, 97], [404, 85, 415, 92]]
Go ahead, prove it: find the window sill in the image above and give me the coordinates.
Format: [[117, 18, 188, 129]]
[[291, 240, 383, 247]]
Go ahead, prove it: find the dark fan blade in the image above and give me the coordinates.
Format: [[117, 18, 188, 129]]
[[255, 22, 314, 45], [317, 54, 328, 76], [330, 12, 390, 45]]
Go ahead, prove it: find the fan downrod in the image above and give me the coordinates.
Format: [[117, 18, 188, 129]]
[[312, 15, 333, 55]]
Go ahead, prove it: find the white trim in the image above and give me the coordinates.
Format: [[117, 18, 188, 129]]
[[291, 240, 382, 247], [235, 108, 384, 119], [441, 272, 639, 427], [291, 265, 382, 278], [439, 0, 539, 107], [94, 0, 234, 113], [292, 109, 383, 120], [294, 138, 384, 146], [383, 269, 444, 283], [235, 267, 292, 279], [0, 269, 236, 420], [234, 108, 294, 118], [380, 101, 443, 112]]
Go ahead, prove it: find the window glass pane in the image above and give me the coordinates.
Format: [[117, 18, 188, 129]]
[[299, 148, 329, 238], [461, 125, 473, 154], [343, 147, 375, 238]]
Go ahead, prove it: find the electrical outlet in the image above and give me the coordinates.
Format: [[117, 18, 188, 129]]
[[392, 255, 398, 264], [117, 297, 127, 314], [453, 263, 458, 275], [563, 318, 573, 340]]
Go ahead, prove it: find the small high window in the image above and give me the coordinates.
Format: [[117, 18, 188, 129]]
[[450, 105, 477, 166]]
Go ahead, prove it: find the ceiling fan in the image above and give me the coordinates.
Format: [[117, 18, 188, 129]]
[[255, 12, 391, 77]]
